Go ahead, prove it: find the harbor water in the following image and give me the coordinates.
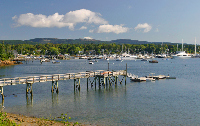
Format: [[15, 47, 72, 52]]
[[1, 58, 200, 125]]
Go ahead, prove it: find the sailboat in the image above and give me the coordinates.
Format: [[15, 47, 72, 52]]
[[171, 39, 192, 58], [121, 47, 137, 60], [192, 37, 200, 58]]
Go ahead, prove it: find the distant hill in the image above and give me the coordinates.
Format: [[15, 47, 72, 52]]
[[0, 40, 38, 45], [1, 38, 180, 45], [111, 39, 174, 45]]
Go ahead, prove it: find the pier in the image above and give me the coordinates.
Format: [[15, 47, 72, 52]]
[[0, 69, 127, 104]]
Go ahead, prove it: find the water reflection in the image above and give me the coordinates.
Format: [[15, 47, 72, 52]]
[[51, 93, 59, 105], [26, 94, 33, 106]]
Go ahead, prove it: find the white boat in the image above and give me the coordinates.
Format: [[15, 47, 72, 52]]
[[90, 59, 98, 62], [136, 54, 144, 59], [146, 73, 165, 79], [171, 51, 192, 58], [116, 57, 122, 61], [40, 58, 50, 62], [130, 77, 146, 82], [146, 78, 155, 82], [171, 39, 191, 58], [121, 52, 137, 60], [89, 62, 94, 64]]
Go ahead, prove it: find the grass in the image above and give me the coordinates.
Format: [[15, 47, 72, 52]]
[[0, 112, 19, 126]]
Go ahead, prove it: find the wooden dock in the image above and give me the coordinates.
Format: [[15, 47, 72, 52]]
[[0, 69, 127, 103]]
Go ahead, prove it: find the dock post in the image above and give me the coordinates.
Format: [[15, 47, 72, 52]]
[[87, 78, 88, 89], [51, 81, 54, 92], [74, 79, 75, 91], [26, 83, 33, 95], [125, 76, 126, 85], [106, 77, 108, 86], [78, 78, 80, 90], [116, 76, 118, 85], [109, 77, 111, 86], [103, 77, 105, 87], [94, 72, 96, 88], [98, 77, 101, 88], [30, 83, 33, 95], [95, 77, 96, 88], [0, 86, 4, 101], [56, 81, 59, 93], [26, 83, 28, 94], [115, 76, 117, 86]]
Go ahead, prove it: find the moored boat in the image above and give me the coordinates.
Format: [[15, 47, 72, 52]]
[[149, 60, 158, 63], [171, 51, 192, 59], [141, 59, 147, 61], [146, 78, 156, 81], [130, 77, 146, 82], [52, 60, 60, 64], [89, 62, 94, 64]]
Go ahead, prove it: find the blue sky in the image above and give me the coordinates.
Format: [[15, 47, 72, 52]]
[[0, 0, 200, 44]]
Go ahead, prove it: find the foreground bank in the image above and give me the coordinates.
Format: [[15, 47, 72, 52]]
[[2, 112, 89, 126]]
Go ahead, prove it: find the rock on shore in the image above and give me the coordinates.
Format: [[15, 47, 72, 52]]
[[0, 60, 23, 67]]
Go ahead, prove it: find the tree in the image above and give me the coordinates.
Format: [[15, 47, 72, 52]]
[[49, 47, 59, 55]]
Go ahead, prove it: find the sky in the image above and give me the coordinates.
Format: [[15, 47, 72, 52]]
[[0, 0, 200, 44]]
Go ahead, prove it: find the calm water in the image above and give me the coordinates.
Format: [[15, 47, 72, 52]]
[[1, 58, 200, 125]]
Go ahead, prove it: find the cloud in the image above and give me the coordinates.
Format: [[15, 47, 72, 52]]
[[89, 29, 94, 33], [92, 24, 129, 34], [83, 37, 93, 39], [134, 23, 152, 33], [12, 9, 108, 30], [79, 26, 87, 30]]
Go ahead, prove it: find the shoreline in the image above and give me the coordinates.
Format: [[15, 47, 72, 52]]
[[3, 112, 89, 126], [0, 60, 23, 67]]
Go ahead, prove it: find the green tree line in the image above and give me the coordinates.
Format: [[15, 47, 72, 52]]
[[0, 42, 198, 60]]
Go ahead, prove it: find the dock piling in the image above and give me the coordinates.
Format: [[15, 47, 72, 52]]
[[51, 81, 59, 93], [26, 83, 33, 95], [0, 86, 4, 101]]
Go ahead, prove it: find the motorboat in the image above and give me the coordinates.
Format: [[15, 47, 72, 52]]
[[89, 62, 94, 64], [171, 51, 192, 58], [52, 60, 60, 64], [141, 58, 147, 61], [146, 78, 155, 81], [121, 52, 137, 60], [156, 54, 167, 58], [146, 73, 166, 79], [130, 77, 147, 82], [40, 58, 50, 62], [149, 60, 158, 63], [116, 57, 123, 61], [90, 59, 98, 62]]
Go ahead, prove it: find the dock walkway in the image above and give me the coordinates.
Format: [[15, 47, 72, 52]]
[[0, 70, 127, 103], [0, 70, 126, 86]]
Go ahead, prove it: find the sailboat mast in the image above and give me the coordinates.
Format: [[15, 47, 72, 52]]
[[195, 37, 196, 55], [182, 39, 183, 52], [122, 45, 123, 53]]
